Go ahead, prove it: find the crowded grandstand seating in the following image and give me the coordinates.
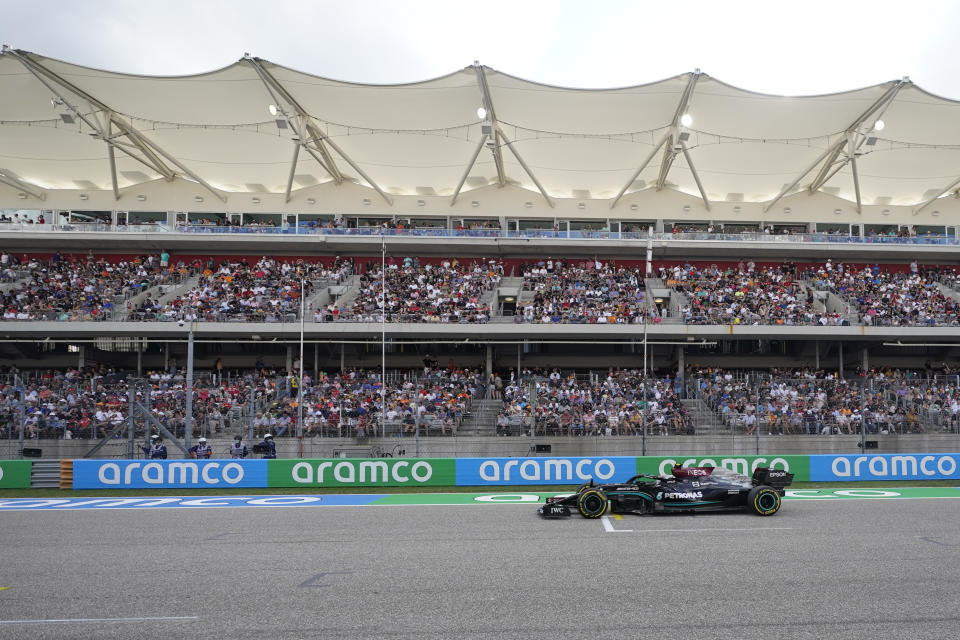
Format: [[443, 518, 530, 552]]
[[4, 364, 960, 440], [2, 252, 958, 328], [337, 257, 500, 323], [495, 368, 689, 436], [132, 256, 351, 322], [805, 265, 960, 327], [692, 367, 960, 435], [0, 253, 174, 321], [517, 260, 646, 324], [0, 365, 483, 440], [662, 263, 841, 325]]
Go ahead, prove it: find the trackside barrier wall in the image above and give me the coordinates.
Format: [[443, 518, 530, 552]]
[[60, 453, 960, 489], [0, 460, 32, 488], [72, 459, 268, 489], [269, 458, 456, 487], [455, 456, 637, 486], [809, 453, 960, 481]]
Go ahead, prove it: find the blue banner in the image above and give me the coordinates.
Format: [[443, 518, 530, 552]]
[[0, 494, 385, 510], [809, 453, 960, 481], [73, 459, 268, 489], [455, 456, 637, 486]]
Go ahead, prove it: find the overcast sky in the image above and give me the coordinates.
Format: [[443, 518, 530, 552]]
[[3, 0, 960, 97]]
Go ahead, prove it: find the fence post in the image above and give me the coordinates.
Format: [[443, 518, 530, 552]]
[[128, 380, 136, 457], [755, 385, 761, 455]]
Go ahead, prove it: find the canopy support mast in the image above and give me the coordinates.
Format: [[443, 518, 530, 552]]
[[8, 49, 226, 202], [765, 79, 908, 213], [655, 70, 701, 192], [248, 55, 394, 205], [473, 63, 506, 187]]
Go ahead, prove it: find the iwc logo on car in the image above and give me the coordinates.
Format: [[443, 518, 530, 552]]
[[663, 491, 703, 499]]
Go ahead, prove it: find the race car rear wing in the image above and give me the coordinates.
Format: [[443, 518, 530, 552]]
[[752, 467, 794, 492]]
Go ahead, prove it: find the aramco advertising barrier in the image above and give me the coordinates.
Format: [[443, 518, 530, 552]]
[[455, 456, 638, 485], [63, 453, 960, 489], [269, 458, 456, 488], [73, 459, 268, 489], [0, 460, 32, 489], [809, 453, 960, 481]]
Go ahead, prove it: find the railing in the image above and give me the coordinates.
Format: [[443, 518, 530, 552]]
[[0, 222, 956, 245]]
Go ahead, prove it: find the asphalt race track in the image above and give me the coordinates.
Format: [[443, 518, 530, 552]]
[[1, 495, 959, 639]]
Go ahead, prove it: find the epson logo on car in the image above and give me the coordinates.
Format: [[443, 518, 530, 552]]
[[478, 458, 617, 482], [97, 461, 245, 485]]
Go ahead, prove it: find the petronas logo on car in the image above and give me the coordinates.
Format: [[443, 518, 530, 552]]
[[664, 491, 703, 500]]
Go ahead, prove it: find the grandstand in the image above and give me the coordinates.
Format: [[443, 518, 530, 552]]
[[2, 48, 960, 458]]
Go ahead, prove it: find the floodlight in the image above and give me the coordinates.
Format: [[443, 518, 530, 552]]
[[680, 113, 693, 127], [477, 107, 487, 120], [268, 104, 278, 117], [873, 119, 885, 131]]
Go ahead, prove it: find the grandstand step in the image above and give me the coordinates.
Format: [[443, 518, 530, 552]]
[[680, 398, 726, 435], [936, 282, 960, 305]]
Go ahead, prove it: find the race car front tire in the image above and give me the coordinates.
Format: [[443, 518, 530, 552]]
[[577, 489, 608, 518], [748, 486, 781, 516]]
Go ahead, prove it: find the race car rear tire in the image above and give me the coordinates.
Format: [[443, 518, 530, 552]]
[[577, 489, 608, 518], [748, 486, 781, 516]]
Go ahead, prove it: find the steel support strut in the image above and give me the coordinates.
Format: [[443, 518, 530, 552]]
[[246, 55, 393, 205], [0, 171, 46, 200], [655, 70, 701, 192], [473, 63, 506, 188], [8, 49, 226, 202]]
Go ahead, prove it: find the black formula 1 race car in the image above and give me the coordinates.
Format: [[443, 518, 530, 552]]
[[538, 466, 793, 518]]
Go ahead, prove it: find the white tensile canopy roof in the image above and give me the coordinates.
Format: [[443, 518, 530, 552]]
[[2, 48, 960, 211]]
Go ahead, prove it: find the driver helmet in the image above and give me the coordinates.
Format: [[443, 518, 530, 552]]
[[198, 437, 207, 443], [264, 433, 273, 440], [150, 434, 159, 440]]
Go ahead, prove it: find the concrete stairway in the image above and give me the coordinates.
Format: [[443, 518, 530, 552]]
[[460, 398, 502, 435], [936, 283, 960, 304], [326, 275, 362, 312], [802, 279, 858, 323], [154, 276, 199, 308], [681, 398, 727, 435]]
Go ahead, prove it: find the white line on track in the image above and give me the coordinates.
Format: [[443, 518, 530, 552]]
[[631, 527, 793, 533], [601, 516, 632, 532], [600, 517, 794, 534], [0, 616, 199, 625]]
